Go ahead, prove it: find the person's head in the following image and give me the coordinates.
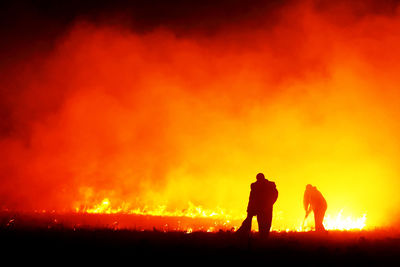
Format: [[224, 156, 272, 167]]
[[256, 173, 265, 181], [306, 184, 313, 191]]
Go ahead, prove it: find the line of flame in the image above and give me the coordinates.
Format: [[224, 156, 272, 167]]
[[75, 198, 367, 232]]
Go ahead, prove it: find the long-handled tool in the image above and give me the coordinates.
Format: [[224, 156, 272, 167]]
[[302, 209, 311, 230]]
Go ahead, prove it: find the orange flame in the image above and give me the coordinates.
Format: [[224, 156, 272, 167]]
[[76, 198, 367, 232], [76, 198, 234, 220], [323, 211, 367, 231]]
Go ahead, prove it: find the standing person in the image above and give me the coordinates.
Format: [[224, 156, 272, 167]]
[[237, 173, 278, 238], [303, 184, 327, 232]]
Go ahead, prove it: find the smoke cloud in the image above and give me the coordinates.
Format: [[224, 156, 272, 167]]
[[1, 0, 400, 229]]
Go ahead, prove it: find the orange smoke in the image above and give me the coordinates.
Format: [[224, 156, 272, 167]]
[[1, 1, 400, 231]]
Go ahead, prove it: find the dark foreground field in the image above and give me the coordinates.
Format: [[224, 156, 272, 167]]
[[2, 228, 400, 265], [1, 212, 400, 265]]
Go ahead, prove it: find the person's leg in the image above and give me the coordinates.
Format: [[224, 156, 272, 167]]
[[257, 209, 272, 238], [314, 208, 326, 232], [265, 208, 273, 235], [319, 206, 327, 231]]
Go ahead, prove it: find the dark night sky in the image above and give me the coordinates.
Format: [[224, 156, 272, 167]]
[[0, 0, 286, 134], [2, 0, 400, 65], [2, 0, 399, 56], [0, 0, 399, 138]]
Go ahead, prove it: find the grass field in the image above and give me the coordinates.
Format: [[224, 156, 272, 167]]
[[1, 212, 399, 265]]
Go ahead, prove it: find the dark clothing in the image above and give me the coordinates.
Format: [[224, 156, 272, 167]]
[[304, 186, 327, 232], [255, 208, 273, 237], [313, 207, 326, 232], [237, 178, 278, 237], [239, 208, 273, 238], [247, 179, 278, 215]]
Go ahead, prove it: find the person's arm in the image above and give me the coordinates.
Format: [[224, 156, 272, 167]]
[[247, 184, 255, 214], [303, 191, 311, 218]]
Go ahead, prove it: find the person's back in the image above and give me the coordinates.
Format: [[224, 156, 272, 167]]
[[304, 185, 327, 211], [238, 173, 278, 238], [249, 179, 278, 214]]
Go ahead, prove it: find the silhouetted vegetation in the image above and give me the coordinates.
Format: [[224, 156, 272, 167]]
[[1, 212, 400, 265]]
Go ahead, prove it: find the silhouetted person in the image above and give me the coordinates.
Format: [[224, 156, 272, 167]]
[[304, 184, 327, 232], [237, 173, 278, 238]]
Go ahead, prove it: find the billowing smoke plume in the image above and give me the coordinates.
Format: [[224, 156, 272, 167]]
[[1, 0, 400, 229]]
